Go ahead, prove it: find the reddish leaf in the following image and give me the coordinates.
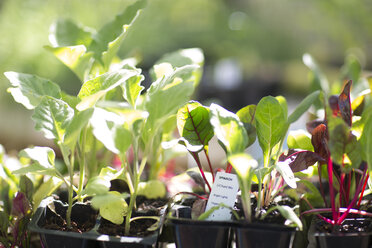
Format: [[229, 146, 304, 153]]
[[311, 124, 329, 160], [338, 80, 352, 126], [280, 149, 325, 173], [306, 119, 325, 134], [11, 192, 31, 217], [328, 95, 339, 117]]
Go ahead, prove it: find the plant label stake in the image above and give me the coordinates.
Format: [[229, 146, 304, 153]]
[[205, 172, 239, 221]]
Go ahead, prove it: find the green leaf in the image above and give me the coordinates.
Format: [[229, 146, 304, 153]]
[[90, 108, 130, 154], [303, 54, 329, 94], [299, 180, 323, 207], [288, 90, 320, 124], [263, 205, 302, 230], [177, 101, 213, 152], [151, 48, 204, 87], [144, 66, 197, 138], [91, 191, 128, 225], [19, 176, 34, 201], [236, 105, 257, 147], [137, 180, 166, 199], [82, 176, 110, 196], [33, 177, 62, 210], [121, 74, 144, 107], [19, 147, 55, 169], [276, 95, 288, 120], [88, 0, 147, 67], [361, 111, 372, 179], [210, 104, 248, 155], [255, 96, 288, 164], [77, 69, 140, 110], [63, 108, 94, 150], [49, 18, 93, 47], [114, 125, 133, 155], [4, 71, 61, 110], [32, 97, 74, 141], [45, 46, 94, 82], [287, 130, 313, 151]]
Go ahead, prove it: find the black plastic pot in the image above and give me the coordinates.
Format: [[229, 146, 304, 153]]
[[168, 206, 232, 248], [29, 198, 161, 248], [312, 218, 371, 248], [234, 221, 296, 248]]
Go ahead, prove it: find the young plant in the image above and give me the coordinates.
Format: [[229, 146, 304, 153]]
[[4, 0, 147, 230], [288, 81, 372, 225], [86, 48, 204, 235]]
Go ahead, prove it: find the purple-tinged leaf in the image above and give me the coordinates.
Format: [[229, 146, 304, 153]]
[[328, 95, 339, 117], [306, 119, 325, 134], [311, 124, 329, 160], [338, 80, 352, 126], [280, 150, 325, 173], [11, 192, 31, 217]]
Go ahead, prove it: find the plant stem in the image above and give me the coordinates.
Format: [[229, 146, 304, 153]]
[[76, 127, 87, 201], [318, 164, 328, 207], [191, 152, 212, 192], [357, 174, 369, 208], [327, 158, 337, 222], [204, 150, 214, 182]]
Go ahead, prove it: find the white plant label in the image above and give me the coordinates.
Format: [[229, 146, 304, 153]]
[[205, 172, 239, 221]]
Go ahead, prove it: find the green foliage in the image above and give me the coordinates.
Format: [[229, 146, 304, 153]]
[[255, 96, 288, 166]]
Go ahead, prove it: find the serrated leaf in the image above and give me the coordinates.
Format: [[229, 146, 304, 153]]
[[210, 104, 248, 155], [77, 69, 139, 110], [49, 18, 93, 47], [177, 101, 213, 152], [45, 45, 94, 82], [91, 191, 128, 225], [88, 0, 147, 67], [144, 68, 196, 138], [255, 96, 288, 164], [4, 71, 61, 110], [288, 90, 320, 124], [32, 97, 74, 141], [19, 147, 55, 169], [121, 74, 144, 107]]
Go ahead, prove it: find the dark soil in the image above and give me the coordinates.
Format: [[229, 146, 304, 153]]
[[315, 217, 372, 234], [41, 201, 98, 233], [97, 197, 168, 237], [234, 195, 296, 225]]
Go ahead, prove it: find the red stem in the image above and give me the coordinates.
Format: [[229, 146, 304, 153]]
[[191, 152, 212, 192], [357, 174, 369, 208], [337, 167, 367, 224], [225, 162, 233, 173], [204, 150, 215, 181], [327, 158, 337, 221], [346, 173, 351, 204]]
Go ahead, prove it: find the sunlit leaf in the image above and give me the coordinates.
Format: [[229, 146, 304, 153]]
[[4, 72, 61, 110], [287, 130, 313, 151], [210, 104, 248, 155], [177, 101, 213, 152], [236, 105, 256, 147], [32, 97, 74, 141], [91, 191, 128, 225], [121, 74, 144, 107], [77, 69, 140, 110], [255, 96, 288, 164]]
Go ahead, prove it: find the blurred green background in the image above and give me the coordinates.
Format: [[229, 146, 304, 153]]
[[1, 0, 371, 152]]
